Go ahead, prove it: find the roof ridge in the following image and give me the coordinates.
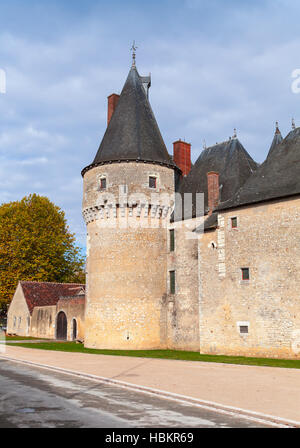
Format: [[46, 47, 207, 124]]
[[205, 139, 231, 150], [236, 139, 257, 174], [20, 280, 85, 286]]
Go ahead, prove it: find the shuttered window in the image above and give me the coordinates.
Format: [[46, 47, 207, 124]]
[[241, 268, 250, 280], [100, 178, 106, 190], [170, 229, 175, 252], [231, 217, 238, 228], [149, 176, 157, 188], [170, 270, 176, 294]]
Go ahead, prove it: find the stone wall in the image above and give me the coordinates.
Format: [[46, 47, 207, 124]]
[[56, 297, 85, 341], [30, 305, 56, 339], [7, 283, 30, 336], [199, 196, 300, 359], [83, 162, 175, 350], [7, 283, 31, 336], [167, 217, 201, 351]]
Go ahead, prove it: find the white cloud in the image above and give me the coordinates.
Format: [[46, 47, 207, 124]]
[[1, 0, 300, 250]]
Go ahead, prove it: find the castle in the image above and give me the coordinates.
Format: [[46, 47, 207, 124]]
[[7, 59, 300, 359]]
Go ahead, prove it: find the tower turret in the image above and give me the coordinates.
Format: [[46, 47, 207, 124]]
[[82, 64, 179, 349], [267, 121, 283, 159]]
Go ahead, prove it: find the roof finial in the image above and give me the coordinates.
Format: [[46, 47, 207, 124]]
[[203, 139, 207, 150], [275, 121, 280, 134], [131, 40, 138, 68], [292, 117, 296, 130], [233, 128, 237, 139]]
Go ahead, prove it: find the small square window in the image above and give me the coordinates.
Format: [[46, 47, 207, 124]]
[[231, 217, 238, 228], [241, 268, 249, 281], [169, 229, 175, 252], [169, 270, 176, 294], [149, 176, 157, 189], [100, 178, 107, 190], [239, 325, 249, 334]]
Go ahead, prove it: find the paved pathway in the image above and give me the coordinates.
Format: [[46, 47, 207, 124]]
[[1, 345, 299, 426], [0, 340, 54, 344], [0, 358, 270, 428]]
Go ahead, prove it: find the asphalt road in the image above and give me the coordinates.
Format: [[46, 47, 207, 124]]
[[0, 359, 272, 428]]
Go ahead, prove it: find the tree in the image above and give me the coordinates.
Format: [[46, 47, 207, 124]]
[[0, 194, 85, 312]]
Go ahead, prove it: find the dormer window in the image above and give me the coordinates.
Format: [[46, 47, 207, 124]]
[[100, 178, 107, 190], [149, 176, 157, 189]]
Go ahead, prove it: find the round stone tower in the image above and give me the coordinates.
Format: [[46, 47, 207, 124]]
[[82, 64, 179, 349]]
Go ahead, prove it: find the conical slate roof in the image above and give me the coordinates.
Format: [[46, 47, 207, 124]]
[[82, 66, 176, 175], [218, 127, 300, 210], [176, 137, 257, 218]]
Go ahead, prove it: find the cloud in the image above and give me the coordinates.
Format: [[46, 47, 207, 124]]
[[0, 0, 300, 249]]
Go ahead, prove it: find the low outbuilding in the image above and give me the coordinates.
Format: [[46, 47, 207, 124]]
[[7, 281, 85, 341]]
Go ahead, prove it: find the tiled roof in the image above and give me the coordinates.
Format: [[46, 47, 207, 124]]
[[57, 296, 85, 305], [20, 281, 85, 314]]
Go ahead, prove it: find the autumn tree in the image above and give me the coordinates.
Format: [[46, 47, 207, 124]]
[[0, 194, 85, 312]]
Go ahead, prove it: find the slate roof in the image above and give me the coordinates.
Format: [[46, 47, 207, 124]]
[[82, 66, 177, 176], [175, 137, 258, 220], [267, 124, 283, 160], [20, 281, 85, 315], [217, 127, 300, 211], [203, 212, 218, 230]]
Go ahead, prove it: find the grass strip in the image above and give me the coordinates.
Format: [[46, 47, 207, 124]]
[[8, 341, 300, 369]]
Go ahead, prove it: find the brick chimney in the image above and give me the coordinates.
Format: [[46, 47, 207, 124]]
[[107, 93, 120, 125], [207, 171, 219, 215], [173, 140, 192, 176]]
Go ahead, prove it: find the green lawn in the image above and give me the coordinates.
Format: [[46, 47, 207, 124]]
[[5, 335, 49, 341], [8, 340, 300, 369]]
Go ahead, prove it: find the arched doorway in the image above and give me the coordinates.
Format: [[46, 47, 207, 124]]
[[56, 311, 67, 340], [72, 319, 77, 341]]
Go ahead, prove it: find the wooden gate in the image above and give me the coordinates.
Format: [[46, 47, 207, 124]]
[[72, 319, 77, 341], [56, 312, 67, 340]]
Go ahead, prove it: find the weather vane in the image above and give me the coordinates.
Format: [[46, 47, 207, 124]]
[[131, 40, 138, 67]]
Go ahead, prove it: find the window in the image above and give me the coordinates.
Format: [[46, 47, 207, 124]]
[[231, 217, 238, 228], [169, 229, 175, 252], [100, 177, 106, 190], [169, 270, 176, 294], [13, 316, 16, 328], [149, 176, 157, 189], [241, 268, 250, 281], [239, 325, 249, 334]]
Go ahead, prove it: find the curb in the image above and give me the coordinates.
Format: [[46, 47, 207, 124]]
[[0, 354, 299, 428]]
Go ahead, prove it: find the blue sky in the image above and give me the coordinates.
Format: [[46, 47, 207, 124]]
[[0, 0, 300, 250]]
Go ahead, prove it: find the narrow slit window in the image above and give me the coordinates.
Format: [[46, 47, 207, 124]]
[[241, 268, 250, 281], [149, 176, 157, 189], [170, 270, 176, 294], [170, 229, 175, 252]]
